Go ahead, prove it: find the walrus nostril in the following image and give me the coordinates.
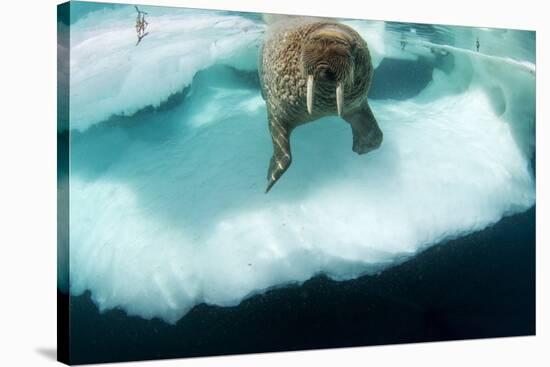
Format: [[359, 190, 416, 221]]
[[316, 67, 336, 81]]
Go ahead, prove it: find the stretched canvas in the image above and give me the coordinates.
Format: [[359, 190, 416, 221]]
[[57, 1, 536, 364]]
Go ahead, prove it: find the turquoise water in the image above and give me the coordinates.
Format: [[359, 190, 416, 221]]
[[59, 1, 535, 330]]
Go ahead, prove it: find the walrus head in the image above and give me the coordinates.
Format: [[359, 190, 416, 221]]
[[301, 24, 359, 116]]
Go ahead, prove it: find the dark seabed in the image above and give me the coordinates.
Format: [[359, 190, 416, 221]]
[[63, 206, 535, 365]]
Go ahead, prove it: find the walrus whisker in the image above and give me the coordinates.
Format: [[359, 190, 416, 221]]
[[336, 82, 343, 116], [307, 74, 314, 114]]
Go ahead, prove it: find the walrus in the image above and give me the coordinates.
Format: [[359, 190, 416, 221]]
[[259, 16, 383, 192]]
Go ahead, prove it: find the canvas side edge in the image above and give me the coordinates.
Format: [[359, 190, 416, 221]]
[[57, 1, 71, 365]]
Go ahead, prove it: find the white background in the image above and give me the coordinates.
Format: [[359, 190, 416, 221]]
[[0, 0, 547, 366]]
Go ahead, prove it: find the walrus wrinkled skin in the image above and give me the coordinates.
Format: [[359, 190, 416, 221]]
[[259, 18, 383, 192]]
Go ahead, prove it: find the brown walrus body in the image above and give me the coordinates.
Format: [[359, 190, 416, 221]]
[[259, 16, 383, 192]]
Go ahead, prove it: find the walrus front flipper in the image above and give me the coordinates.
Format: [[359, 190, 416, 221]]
[[343, 101, 383, 155], [266, 116, 292, 193]]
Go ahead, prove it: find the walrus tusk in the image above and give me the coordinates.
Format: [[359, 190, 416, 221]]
[[336, 82, 343, 116], [307, 74, 314, 114]]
